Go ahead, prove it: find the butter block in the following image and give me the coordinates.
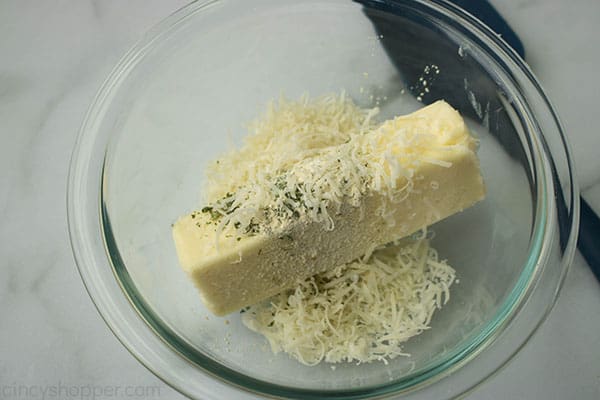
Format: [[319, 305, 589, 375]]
[[173, 101, 485, 316]]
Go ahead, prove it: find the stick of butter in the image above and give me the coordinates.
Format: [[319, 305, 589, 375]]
[[173, 100, 485, 316]]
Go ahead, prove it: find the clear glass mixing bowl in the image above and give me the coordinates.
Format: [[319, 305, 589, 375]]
[[67, 0, 579, 398]]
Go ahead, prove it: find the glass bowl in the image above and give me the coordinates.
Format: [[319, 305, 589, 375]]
[[67, 0, 579, 398]]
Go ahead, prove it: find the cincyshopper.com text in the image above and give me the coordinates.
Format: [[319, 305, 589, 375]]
[[0, 381, 162, 399]]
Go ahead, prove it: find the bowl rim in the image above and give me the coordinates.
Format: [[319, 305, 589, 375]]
[[67, 0, 580, 399]]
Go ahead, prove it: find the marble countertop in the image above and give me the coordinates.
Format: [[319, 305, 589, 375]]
[[1, 1, 599, 399]]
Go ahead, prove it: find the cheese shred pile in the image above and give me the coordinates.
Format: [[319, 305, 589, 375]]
[[242, 231, 456, 365], [204, 93, 379, 202], [201, 93, 455, 237], [202, 93, 381, 236]]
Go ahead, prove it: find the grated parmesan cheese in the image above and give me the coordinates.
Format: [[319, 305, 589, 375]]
[[200, 93, 470, 240], [204, 93, 379, 202], [202, 93, 380, 238], [242, 230, 456, 365]]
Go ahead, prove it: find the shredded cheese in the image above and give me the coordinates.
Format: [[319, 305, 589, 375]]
[[200, 93, 462, 238], [242, 231, 456, 365], [204, 93, 379, 202]]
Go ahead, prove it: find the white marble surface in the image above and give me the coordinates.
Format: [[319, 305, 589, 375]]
[[1, 1, 599, 399]]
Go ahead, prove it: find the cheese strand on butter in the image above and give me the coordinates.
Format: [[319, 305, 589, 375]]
[[172, 98, 485, 316]]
